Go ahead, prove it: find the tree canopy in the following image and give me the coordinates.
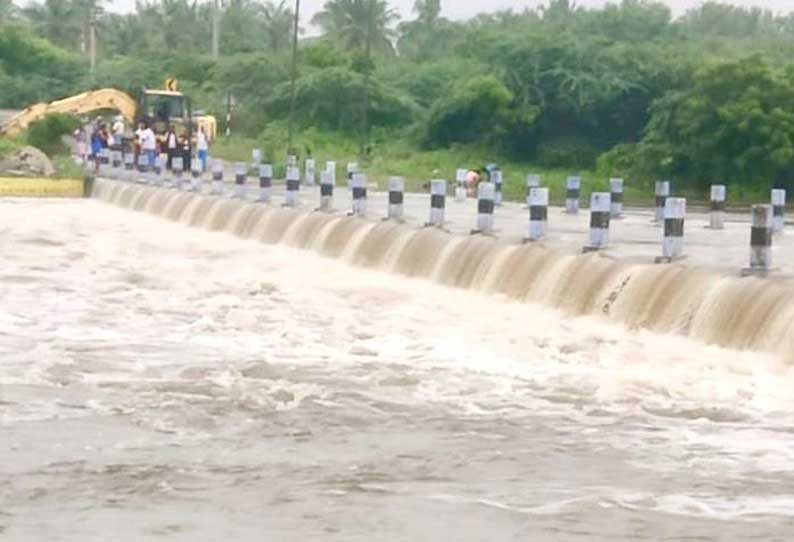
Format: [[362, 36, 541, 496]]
[[2, 0, 794, 189]]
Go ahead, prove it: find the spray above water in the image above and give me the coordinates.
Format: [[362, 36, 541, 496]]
[[92, 179, 794, 361]]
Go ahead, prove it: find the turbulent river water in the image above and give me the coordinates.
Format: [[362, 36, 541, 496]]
[[2, 195, 794, 541]]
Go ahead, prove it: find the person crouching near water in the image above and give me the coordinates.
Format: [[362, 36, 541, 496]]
[[465, 168, 482, 197]]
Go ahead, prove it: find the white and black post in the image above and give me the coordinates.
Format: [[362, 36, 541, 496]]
[[743, 204, 774, 276], [350, 172, 367, 216], [525, 174, 541, 207], [492, 169, 503, 206], [285, 166, 300, 207], [709, 185, 726, 229], [190, 157, 202, 191], [153, 154, 165, 186], [526, 187, 549, 242], [319, 170, 334, 211], [172, 156, 184, 190], [326, 161, 336, 184], [387, 177, 404, 221], [123, 153, 135, 181], [257, 164, 272, 203], [772, 189, 786, 233], [584, 192, 611, 252], [657, 197, 686, 263], [473, 182, 495, 234], [455, 169, 467, 202], [233, 162, 247, 198], [305, 158, 316, 187], [427, 179, 446, 227], [654, 181, 670, 222], [346, 162, 358, 188], [610, 178, 624, 218], [211, 159, 224, 195], [136, 154, 149, 183], [565, 176, 580, 214]]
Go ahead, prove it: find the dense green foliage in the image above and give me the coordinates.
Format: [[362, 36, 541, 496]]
[[2, 0, 794, 191], [26, 113, 81, 155]]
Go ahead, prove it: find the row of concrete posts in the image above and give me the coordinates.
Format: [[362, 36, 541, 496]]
[[94, 148, 786, 277]]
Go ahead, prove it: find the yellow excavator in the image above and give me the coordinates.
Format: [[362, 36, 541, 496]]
[[0, 81, 217, 143]]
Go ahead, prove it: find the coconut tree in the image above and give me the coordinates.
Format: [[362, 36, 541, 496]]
[[311, 0, 399, 54]]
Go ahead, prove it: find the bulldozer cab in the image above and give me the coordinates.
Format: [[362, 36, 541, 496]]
[[137, 90, 192, 137]]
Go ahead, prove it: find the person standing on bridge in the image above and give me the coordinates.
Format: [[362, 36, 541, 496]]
[[140, 122, 157, 168], [164, 126, 178, 170], [196, 127, 208, 172]]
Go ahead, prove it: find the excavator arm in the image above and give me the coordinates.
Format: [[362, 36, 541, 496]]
[[0, 88, 138, 137]]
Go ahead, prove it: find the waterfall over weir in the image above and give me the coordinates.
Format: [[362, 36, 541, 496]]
[[92, 179, 794, 360]]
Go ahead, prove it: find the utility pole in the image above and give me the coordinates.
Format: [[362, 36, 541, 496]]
[[361, 0, 373, 156], [212, 0, 220, 59], [287, 0, 300, 155], [89, 7, 97, 74]]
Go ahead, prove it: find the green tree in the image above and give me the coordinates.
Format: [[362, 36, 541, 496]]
[[311, 0, 400, 54], [633, 56, 794, 188], [260, 0, 295, 52]]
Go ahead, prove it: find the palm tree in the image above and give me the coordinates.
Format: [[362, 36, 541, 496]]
[[311, 0, 399, 54], [0, 0, 19, 24], [397, 0, 447, 58], [260, 0, 295, 52]]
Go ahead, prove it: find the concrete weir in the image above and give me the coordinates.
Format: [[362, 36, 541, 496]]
[[91, 178, 794, 360]]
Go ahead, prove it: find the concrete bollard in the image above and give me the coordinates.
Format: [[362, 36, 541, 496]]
[[123, 153, 135, 181], [136, 154, 149, 183], [657, 197, 686, 263], [190, 158, 202, 191], [350, 172, 367, 216], [709, 185, 726, 229], [526, 187, 549, 242], [492, 169, 503, 206], [305, 158, 316, 187], [565, 176, 581, 214], [233, 162, 247, 198], [153, 155, 165, 186], [584, 192, 611, 252], [525, 174, 541, 206], [772, 189, 786, 233], [654, 181, 670, 222], [285, 166, 300, 207], [427, 179, 447, 227], [346, 162, 358, 188], [326, 161, 336, 183], [257, 164, 273, 203], [172, 156, 184, 190], [455, 169, 467, 202], [387, 177, 404, 221], [610, 178, 624, 218], [319, 170, 334, 211], [211, 159, 224, 195], [742, 204, 774, 276], [111, 150, 122, 169], [473, 182, 496, 234]]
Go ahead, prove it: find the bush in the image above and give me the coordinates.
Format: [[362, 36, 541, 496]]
[[0, 137, 20, 158], [422, 75, 516, 148], [535, 137, 599, 169], [26, 113, 80, 155]]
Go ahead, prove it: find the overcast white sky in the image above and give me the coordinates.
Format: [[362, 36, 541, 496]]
[[95, 0, 794, 21]]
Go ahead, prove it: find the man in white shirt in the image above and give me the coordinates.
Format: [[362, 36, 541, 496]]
[[112, 116, 125, 147], [141, 124, 157, 167], [196, 127, 208, 171]]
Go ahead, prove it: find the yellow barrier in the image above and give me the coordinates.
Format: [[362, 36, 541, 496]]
[[0, 177, 84, 197]]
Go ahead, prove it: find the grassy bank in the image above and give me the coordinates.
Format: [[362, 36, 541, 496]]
[[209, 134, 774, 208]]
